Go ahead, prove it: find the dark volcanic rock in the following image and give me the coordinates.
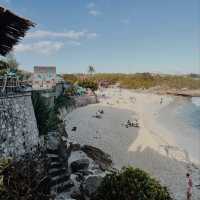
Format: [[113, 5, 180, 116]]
[[71, 159, 90, 172], [69, 142, 81, 151], [81, 145, 112, 171], [81, 175, 103, 198], [71, 190, 83, 200]]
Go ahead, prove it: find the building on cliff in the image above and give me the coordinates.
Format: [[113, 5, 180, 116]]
[[32, 66, 57, 89]]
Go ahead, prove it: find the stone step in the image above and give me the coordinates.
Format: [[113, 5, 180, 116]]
[[49, 168, 67, 177], [50, 156, 60, 162], [51, 180, 74, 194], [49, 163, 63, 169], [47, 148, 59, 154], [50, 174, 71, 187], [47, 153, 59, 158]]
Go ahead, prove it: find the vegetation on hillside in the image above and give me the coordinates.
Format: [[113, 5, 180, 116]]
[[78, 79, 98, 91], [31, 92, 50, 135], [32, 92, 75, 135], [92, 73, 200, 90], [62, 73, 200, 90], [93, 167, 172, 200], [54, 95, 75, 112], [62, 74, 78, 84]]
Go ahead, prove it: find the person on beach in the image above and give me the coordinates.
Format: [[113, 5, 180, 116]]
[[186, 173, 192, 200], [160, 97, 163, 104]]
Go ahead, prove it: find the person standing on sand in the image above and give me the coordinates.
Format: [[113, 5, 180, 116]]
[[160, 97, 163, 104], [186, 173, 193, 200]]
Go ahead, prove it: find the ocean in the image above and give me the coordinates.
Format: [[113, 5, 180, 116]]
[[158, 97, 200, 164]]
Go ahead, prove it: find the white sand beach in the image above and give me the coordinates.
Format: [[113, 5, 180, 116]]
[[65, 88, 200, 200]]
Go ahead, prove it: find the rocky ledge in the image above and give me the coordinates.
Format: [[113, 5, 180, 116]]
[[46, 133, 114, 200]]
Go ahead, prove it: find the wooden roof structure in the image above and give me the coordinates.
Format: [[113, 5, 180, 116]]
[[0, 6, 35, 56]]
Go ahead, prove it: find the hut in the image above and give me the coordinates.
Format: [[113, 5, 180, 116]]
[[0, 6, 35, 56], [0, 6, 35, 94]]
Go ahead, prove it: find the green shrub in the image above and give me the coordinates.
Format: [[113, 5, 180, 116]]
[[32, 92, 75, 135], [78, 79, 98, 91], [64, 86, 77, 96], [31, 92, 50, 135], [0, 156, 51, 200], [62, 74, 78, 84], [54, 95, 75, 112], [93, 167, 172, 200]]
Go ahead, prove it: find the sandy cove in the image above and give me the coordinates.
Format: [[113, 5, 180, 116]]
[[65, 88, 200, 200]]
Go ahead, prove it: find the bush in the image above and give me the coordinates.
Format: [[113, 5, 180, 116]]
[[54, 95, 75, 112], [0, 155, 51, 200], [62, 74, 78, 84], [93, 167, 172, 200], [78, 79, 98, 91], [32, 92, 75, 135], [64, 86, 77, 96]]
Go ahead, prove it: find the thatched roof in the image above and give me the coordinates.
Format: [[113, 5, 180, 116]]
[[0, 6, 35, 56]]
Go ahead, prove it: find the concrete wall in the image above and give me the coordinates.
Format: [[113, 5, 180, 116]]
[[0, 93, 39, 158]]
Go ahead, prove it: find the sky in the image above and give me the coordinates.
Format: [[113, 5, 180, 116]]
[[0, 0, 199, 74]]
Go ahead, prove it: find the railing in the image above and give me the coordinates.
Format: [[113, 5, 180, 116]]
[[0, 77, 31, 97]]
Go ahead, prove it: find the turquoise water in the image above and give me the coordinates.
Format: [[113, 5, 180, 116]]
[[177, 97, 200, 129], [158, 97, 200, 163]]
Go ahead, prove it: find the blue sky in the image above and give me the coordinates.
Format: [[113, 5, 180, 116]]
[[1, 0, 199, 74]]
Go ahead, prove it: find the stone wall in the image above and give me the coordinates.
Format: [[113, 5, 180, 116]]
[[0, 93, 39, 158]]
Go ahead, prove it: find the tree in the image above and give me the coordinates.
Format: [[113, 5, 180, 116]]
[[0, 60, 9, 75], [0, 60, 9, 70], [78, 79, 98, 91], [6, 52, 19, 70], [88, 65, 95, 75]]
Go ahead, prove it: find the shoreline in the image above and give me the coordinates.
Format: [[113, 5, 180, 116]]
[[65, 88, 200, 200], [157, 97, 200, 165]]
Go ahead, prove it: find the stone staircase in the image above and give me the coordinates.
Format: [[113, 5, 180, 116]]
[[47, 148, 74, 194]]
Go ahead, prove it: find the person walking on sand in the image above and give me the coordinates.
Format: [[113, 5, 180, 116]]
[[160, 97, 163, 104], [186, 173, 193, 200]]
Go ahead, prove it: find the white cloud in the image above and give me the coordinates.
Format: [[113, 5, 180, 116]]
[[14, 41, 64, 55], [26, 30, 97, 40], [86, 2, 102, 17], [88, 10, 101, 16], [87, 2, 95, 9], [86, 32, 98, 39], [67, 41, 81, 46]]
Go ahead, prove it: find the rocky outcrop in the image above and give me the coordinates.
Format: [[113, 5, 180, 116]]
[[71, 159, 90, 173], [46, 134, 113, 200], [81, 175, 103, 199], [81, 145, 112, 171]]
